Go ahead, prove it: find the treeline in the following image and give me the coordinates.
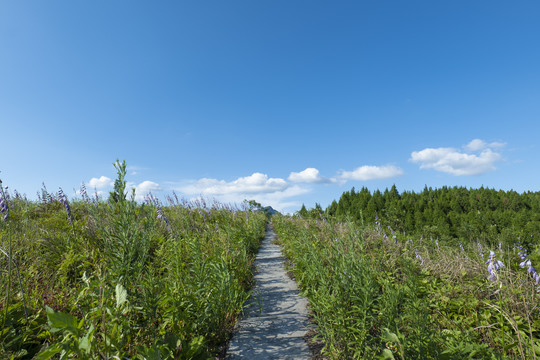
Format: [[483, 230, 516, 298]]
[[299, 185, 540, 245]]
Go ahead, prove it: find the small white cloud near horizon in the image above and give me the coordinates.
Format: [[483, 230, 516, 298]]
[[176, 172, 308, 212], [180, 172, 288, 196], [288, 168, 333, 183], [339, 165, 404, 181], [411, 139, 504, 176], [127, 165, 147, 176], [88, 176, 113, 189], [126, 180, 161, 201], [464, 138, 506, 152]]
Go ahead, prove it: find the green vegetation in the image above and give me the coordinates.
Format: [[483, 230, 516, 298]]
[[275, 185, 540, 359], [325, 185, 540, 245], [0, 161, 267, 359], [4, 168, 540, 360]]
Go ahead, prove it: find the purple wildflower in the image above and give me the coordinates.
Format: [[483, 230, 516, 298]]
[[58, 188, 74, 222], [156, 203, 171, 232], [519, 258, 531, 269], [415, 250, 424, 266], [93, 190, 100, 207], [477, 239, 484, 261], [519, 257, 539, 283], [0, 180, 9, 221], [173, 191, 181, 207], [517, 246, 527, 261], [80, 182, 90, 203], [41, 183, 53, 203], [3, 186, 10, 201], [486, 250, 504, 282], [375, 214, 382, 233]]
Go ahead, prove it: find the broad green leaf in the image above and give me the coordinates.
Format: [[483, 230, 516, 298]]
[[34, 344, 62, 360], [381, 348, 396, 359], [45, 306, 80, 337], [116, 283, 128, 308], [381, 328, 400, 344], [145, 346, 161, 360], [79, 324, 94, 352]]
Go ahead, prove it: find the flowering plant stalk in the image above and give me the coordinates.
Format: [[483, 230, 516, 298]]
[[486, 250, 504, 282], [0, 179, 29, 327]]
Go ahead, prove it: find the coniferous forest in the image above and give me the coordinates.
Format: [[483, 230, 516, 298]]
[[299, 185, 540, 246]]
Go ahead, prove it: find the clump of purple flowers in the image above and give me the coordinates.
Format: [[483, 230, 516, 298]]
[[477, 239, 484, 261], [375, 214, 382, 234], [486, 250, 504, 282], [80, 182, 90, 203], [41, 183, 54, 203], [157, 204, 171, 232], [0, 180, 9, 221], [58, 188, 74, 222], [516, 244, 527, 261], [147, 193, 171, 232], [415, 249, 424, 266], [517, 246, 540, 286]]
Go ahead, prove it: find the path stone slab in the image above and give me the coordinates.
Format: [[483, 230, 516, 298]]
[[226, 227, 311, 359]]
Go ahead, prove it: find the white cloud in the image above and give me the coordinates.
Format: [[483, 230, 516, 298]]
[[410, 140, 503, 175], [176, 172, 309, 212], [489, 141, 506, 148], [88, 176, 113, 189], [463, 139, 506, 152], [340, 165, 404, 181], [288, 168, 332, 183], [464, 139, 487, 152], [127, 180, 161, 201], [127, 165, 146, 176], [136, 180, 161, 194], [180, 172, 288, 195], [210, 185, 309, 213]]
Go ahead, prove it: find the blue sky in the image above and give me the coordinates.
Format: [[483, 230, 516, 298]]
[[1, 1, 539, 213]]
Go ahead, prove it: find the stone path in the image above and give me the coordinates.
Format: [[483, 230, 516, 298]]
[[226, 226, 311, 359]]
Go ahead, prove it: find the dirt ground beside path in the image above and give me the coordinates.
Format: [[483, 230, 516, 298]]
[[225, 226, 312, 359]]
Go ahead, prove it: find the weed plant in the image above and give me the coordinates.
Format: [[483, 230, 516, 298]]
[[0, 161, 267, 359], [272, 215, 540, 359]]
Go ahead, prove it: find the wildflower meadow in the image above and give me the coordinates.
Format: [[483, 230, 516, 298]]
[[2, 161, 540, 359], [0, 161, 267, 359], [272, 214, 540, 359]]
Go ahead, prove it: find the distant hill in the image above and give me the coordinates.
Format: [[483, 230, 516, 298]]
[[244, 199, 280, 216], [263, 206, 279, 216]]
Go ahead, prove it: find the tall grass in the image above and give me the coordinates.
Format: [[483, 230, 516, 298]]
[[272, 215, 540, 359], [0, 162, 267, 359]]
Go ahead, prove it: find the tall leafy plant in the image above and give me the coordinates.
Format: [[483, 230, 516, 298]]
[[102, 160, 151, 286]]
